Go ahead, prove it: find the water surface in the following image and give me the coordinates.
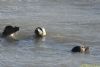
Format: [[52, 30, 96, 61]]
[[0, 0, 100, 67]]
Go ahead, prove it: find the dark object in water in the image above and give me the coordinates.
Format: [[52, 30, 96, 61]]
[[71, 46, 89, 53], [2, 25, 19, 37], [34, 27, 46, 37]]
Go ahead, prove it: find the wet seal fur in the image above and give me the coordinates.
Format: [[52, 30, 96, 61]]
[[71, 45, 89, 53], [2, 25, 19, 38], [34, 27, 46, 37]]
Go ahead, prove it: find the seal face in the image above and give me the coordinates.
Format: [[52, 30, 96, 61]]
[[34, 27, 46, 37], [2, 25, 19, 38], [71, 46, 89, 53]]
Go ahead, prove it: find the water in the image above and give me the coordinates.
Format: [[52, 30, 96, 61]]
[[0, 0, 100, 67]]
